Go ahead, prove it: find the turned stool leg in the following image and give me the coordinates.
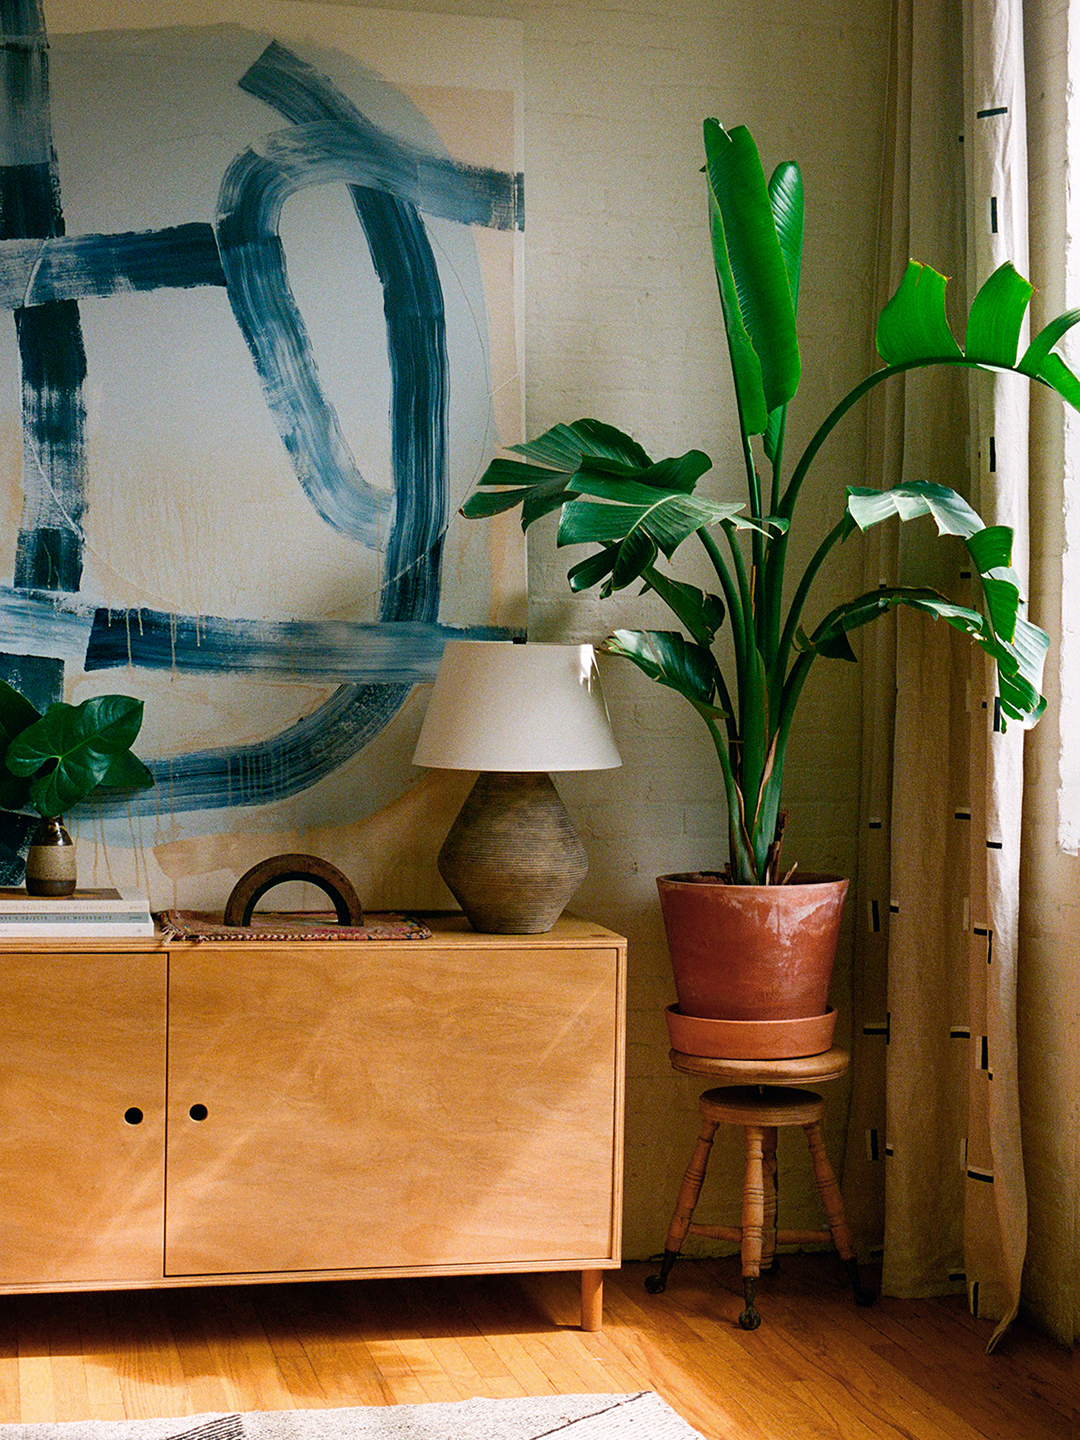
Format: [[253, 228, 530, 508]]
[[804, 1119, 876, 1307], [738, 1123, 767, 1330], [760, 1125, 779, 1274], [645, 1114, 721, 1294]]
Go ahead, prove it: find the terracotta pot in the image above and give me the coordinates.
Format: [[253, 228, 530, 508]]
[[664, 1003, 837, 1060], [656, 871, 849, 1022]]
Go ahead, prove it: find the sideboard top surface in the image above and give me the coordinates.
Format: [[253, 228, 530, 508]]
[[0, 912, 625, 953]]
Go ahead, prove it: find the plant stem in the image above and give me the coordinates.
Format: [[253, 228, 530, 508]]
[[701, 528, 746, 684], [775, 518, 849, 685], [704, 710, 756, 882], [779, 356, 975, 520]]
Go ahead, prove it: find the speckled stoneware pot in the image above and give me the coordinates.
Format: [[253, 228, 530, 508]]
[[24, 816, 77, 897]]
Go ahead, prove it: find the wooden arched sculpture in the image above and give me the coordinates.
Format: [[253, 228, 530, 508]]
[[223, 854, 363, 928]]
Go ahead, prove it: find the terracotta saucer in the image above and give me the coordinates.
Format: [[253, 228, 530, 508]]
[[664, 1003, 837, 1060]]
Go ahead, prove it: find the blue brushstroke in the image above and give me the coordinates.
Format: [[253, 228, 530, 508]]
[[0, 0, 84, 876], [239, 42, 455, 627], [94, 681, 412, 818], [0, 3, 88, 598], [0, 587, 522, 680], [237, 43, 523, 232], [84, 606, 515, 683], [0, 224, 225, 307], [0, 584, 94, 661]]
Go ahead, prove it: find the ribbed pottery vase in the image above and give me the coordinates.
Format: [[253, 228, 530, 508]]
[[438, 772, 588, 934], [24, 816, 78, 897]]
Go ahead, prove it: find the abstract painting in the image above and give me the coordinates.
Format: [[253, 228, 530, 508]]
[[0, 1, 525, 904]]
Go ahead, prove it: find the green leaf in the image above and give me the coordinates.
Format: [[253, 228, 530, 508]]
[[462, 420, 688, 536], [634, 451, 713, 493], [567, 546, 618, 593], [847, 481, 984, 539], [876, 262, 963, 365], [768, 161, 804, 314], [0, 680, 41, 747], [844, 480, 1033, 648], [512, 419, 651, 471], [97, 749, 155, 792], [0, 682, 39, 814], [608, 529, 660, 592], [640, 570, 725, 647], [600, 629, 724, 713], [1027, 351, 1080, 411], [761, 161, 804, 465], [704, 120, 800, 430], [964, 263, 1033, 366], [1017, 307, 1080, 378], [557, 489, 761, 574], [7, 695, 151, 817], [966, 525, 1013, 571], [803, 585, 1046, 728]]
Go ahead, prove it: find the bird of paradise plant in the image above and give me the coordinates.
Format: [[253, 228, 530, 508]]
[[463, 120, 1080, 884]]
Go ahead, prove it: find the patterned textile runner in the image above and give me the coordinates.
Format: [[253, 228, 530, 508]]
[[154, 911, 432, 942]]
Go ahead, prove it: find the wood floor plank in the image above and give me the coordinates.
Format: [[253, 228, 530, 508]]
[[0, 1291, 21, 1424], [65, 1293, 126, 1423], [273, 1286, 389, 1409], [14, 1297, 56, 1425], [0, 1261, 1073, 1438]]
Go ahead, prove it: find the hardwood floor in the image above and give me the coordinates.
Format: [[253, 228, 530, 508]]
[[0, 1258, 1075, 1437]]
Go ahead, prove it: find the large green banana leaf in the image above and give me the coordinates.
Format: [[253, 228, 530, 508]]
[[600, 629, 724, 715], [637, 571, 726, 647], [794, 481, 1047, 725], [704, 121, 800, 434], [878, 260, 1080, 414], [763, 160, 804, 464], [799, 585, 1045, 726], [464, 418, 784, 598]]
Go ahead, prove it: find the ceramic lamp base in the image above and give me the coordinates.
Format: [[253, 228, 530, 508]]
[[438, 771, 587, 933], [25, 816, 77, 897]]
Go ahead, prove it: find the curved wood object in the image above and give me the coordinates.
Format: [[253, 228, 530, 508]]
[[223, 854, 363, 928]]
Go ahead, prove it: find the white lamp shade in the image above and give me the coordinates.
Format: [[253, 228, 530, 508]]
[[412, 641, 622, 773]]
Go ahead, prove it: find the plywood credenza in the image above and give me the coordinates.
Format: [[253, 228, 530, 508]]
[[0, 914, 626, 1330]]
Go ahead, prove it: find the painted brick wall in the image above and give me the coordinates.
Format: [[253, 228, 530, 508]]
[[337, 0, 892, 1256]]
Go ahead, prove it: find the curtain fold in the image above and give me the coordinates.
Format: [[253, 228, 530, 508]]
[[845, 0, 1031, 1347]]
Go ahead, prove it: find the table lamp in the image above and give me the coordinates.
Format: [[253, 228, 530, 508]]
[[412, 640, 622, 933]]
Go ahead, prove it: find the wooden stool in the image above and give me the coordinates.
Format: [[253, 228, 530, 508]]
[[647, 1047, 874, 1329]]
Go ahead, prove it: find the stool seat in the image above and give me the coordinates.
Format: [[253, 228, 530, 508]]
[[700, 1084, 825, 1127], [647, 1053, 874, 1329], [669, 1045, 850, 1086]]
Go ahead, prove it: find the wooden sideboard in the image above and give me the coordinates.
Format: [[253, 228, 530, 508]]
[[0, 914, 626, 1329]]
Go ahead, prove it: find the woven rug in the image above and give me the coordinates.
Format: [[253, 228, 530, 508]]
[[0, 1393, 704, 1439], [154, 911, 432, 942]]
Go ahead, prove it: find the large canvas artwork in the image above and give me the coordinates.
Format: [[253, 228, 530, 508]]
[[0, 1, 525, 906]]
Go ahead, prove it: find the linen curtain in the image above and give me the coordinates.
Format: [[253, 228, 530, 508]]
[[844, 0, 1031, 1347]]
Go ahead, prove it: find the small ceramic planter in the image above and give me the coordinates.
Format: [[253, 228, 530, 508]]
[[25, 816, 77, 897]]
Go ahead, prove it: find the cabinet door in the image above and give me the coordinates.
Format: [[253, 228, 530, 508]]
[[0, 950, 166, 1286], [165, 941, 620, 1276]]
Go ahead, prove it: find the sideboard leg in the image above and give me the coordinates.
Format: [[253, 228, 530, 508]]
[[580, 1268, 603, 1331]]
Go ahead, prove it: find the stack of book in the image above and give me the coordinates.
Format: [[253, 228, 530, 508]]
[[0, 888, 155, 937]]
